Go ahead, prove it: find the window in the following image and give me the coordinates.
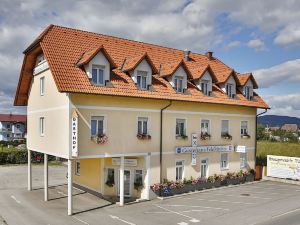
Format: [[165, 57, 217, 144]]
[[6, 124, 10, 129], [200, 159, 208, 178], [36, 54, 45, 65], [134, 169, 143, 185], [201, 119, 210, 135], [137, 71, 148, 90], [138, 117, 148, 135], [92, 66, 105, 85], [176, 160, 184, 181], [176, 119, 186, 136], [225, 83, 234, 98], [200, 81, 209, 96], [220, 153, 229, 169], [106, 168, 115, 185], [174, 76, 183, 93], [75, 160, 80, 176], [40, 117, 45, 136], [245, 86, 251, 100], [7, 134, 10, 138], [221, 120, 229, 136], [91, 116, 105, 136], [16, 124, 20, 129], [241, 121, 248, 135], [240, 153, 247, 168], [40, 77, 45, 96]]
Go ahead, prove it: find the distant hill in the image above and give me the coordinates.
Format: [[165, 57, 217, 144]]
[[258, 115, 300, 127]]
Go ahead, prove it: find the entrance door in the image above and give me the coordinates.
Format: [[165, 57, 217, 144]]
[[200, 159, 208, 178], [118, 170, 131, 197]]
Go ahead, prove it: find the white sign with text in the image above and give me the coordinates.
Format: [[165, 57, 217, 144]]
[[71, 111, 78, 157], [267, 155, 300, 180]]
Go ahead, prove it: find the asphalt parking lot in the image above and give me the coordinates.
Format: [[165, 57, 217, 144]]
[[1, 165, 300, 225]]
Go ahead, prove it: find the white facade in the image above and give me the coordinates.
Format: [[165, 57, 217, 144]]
[[0, 121, 26, 141]]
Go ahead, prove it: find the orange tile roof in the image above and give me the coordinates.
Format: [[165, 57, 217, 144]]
[[14, 25, 269, 109], [237, 73, 258, 89], [122, 52, 158, 73]]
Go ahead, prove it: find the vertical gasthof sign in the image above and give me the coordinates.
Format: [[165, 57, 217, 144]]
[[71, 110, 78, 157], [191, 133, 197, 165]]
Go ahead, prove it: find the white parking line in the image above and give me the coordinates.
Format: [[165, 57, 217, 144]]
[[178, 222, 188, 225], [73, 216, 89, 225], [155, 205, 200, 223], [181, 197, 254, 205], [109, 215, 136, 225], [160, 204, 229, 211], [57, 191, 67, 196], [272, 207, 300, 219], [10, 195, 21, 204]]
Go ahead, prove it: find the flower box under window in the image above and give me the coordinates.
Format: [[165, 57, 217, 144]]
[[137, 134, 151, 140], [176, 135, 188, 140], [91, 134, 108, 144], [221, 133, 232, 140], [241, 134, 251, 139], [200, 132, 211, 140]]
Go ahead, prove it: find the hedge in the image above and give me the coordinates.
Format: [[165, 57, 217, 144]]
[[0, 149, 56, 165]]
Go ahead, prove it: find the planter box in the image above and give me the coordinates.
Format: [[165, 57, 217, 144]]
[[226, 178, 240, 185], [245, 174, 255, 182], [213, 180, 222, 188]]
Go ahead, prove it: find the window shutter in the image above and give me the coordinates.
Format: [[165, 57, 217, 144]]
[[98, 120, 104, 135], [91, 120, 97, 136], [143, 120, 147, 134], [138, 120, 142, 134]]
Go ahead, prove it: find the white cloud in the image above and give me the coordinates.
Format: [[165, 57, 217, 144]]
[[253, 59, 300, 88], [274, 25, 300, 47], [264, 94, 300, 117], [247, 39, 267, 51], [227, 40, 241, 49]]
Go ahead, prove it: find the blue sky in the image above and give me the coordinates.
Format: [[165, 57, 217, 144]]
[[0, 0, 299, 117]]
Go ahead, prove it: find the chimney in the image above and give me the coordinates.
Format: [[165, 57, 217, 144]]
[[184, 49, 191, 61], [205, 51, 213, 60]]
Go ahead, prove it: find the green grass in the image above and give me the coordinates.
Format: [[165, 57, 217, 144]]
[[256, 141, 300, 165]]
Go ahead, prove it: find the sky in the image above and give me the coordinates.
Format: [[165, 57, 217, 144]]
[[0, 0, 300, 117]]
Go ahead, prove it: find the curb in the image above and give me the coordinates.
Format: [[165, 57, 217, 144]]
[[156, 180, 265, 200]]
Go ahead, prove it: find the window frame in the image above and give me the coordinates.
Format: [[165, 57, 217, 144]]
[[75, 160, 80, 176], [134, 169, 143, 183], [176, 118, 186, 136], [91, 115, 106, 136], [200, 158, 209, 178], [175, 160, 185, 181], [40, 76, 45, 96], [137, 117, 148, 135], [91, 65, 105, 86], [245, 86, 251, 100], [200, 80, 210, 96], [40, 117, 45, 136], [240, 153, 247, 169], [174, 76, 184, 93], [201, 119, 210, 135], [241, 121, 249, 136], [220, 153, 229, 170], [225, 83, 234, 98], [221, 120, 229, 136], [136, 70, 148, 90]]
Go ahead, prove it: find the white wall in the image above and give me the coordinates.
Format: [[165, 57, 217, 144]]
[[84, 51, 110, 82], [197, 71, 213, 93], [132, 59, 153, 85]]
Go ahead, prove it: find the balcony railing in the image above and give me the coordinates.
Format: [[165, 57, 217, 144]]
[[33, 60, 49, 75]]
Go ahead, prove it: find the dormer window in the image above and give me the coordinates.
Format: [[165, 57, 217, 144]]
[[245, 86, 251, 100], [136, 70, 148, 90], [92, 66, 105, 85], [200, 80, 210, 96], [174, 76, 184, 93], [226, 83, 235, 98]]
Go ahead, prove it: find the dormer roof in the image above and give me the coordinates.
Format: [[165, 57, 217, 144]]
[[189, 64, 218, 83], [237, 73, 258, 89], [160, 60, 192, 79], [122, 52, 158, 74], [76, 45, 117, 68]]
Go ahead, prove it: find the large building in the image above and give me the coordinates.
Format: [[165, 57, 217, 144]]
[[14, 25, 269, 215], [0, 114, 26, 141]]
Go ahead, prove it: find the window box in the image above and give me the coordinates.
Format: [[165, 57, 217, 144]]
[[176, 135, 188, 140], [241, 134, 251, 139], [200, 132, 211, 140], [221, 133, 232, 140], [91, 134, 108, 144], [137, 134, 151, 140]]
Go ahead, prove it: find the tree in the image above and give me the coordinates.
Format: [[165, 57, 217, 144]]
[[257, 124, 267, 140]]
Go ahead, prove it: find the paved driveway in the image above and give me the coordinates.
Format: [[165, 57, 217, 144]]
[[1, 165, 300, 225]]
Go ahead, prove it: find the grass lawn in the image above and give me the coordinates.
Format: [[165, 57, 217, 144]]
[[256, 141, 300, 165]]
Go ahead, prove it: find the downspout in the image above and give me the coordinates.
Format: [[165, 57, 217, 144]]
[[159, 100, 172, 196], [255, 108, 268, 167]]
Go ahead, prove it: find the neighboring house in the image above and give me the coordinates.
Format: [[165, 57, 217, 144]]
[[269, 126, 280, 131], [281, 124, 298, 133], [0, 114, 26, 141], [14, 25, 269, 215]]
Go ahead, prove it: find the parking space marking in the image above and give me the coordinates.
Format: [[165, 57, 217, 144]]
[[109, 215, 136, 225], [57, 191, 67, 196], [180, 197, 254, 205], [73, 216, 90, 225], [210, 193, 271, 200], [10, 195, 21, 204], [272, 207, 300, 219], [160, 204, 229, 211], [155, 205, 200, 223]]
